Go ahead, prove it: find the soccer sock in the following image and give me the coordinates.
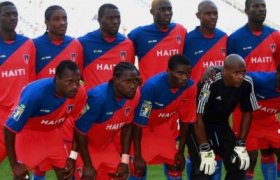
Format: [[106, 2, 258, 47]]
[[31, 174, 46, 180], [277, 162, 280, 179], [186, 157, 192, 180], [245, 169, 254, 180], [211, 159, 222, 180], [261, 155, 277, 180]]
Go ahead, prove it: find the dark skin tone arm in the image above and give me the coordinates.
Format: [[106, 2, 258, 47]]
[[239, 111, 252, 140], [132, 123, 146, 176], [111, 124, 132, 179], [193, 113, 208, 145], [4, 127, 29, 179], [74, 129, 95, 179]]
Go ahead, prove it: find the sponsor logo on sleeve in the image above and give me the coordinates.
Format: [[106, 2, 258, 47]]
[[139, 101, 152, 118], [11, 104, 25, 121]]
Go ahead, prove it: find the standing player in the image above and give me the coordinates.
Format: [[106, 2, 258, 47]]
[[0, 1, 36, 163], [244, 65, 280, 180], [34, 5, 83, 79], [187, 54, 258, 180], [32, 5, 84, 179], [78, 3, 135, 90], [227, 0, 280, 178], [128, 0, 187, 82], [74, 62, 141, 180], [183, 1, 227, 179], [4, 60, 87, 179], [131, 54, 216, 180]]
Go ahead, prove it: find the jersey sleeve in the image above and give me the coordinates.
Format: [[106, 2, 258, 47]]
[[133, 83, 155, 126], [75, 93, 102, 134], [179, 84, 197, 123], [5, 87, 36, 132], [196, 81, 213, 114], [226, 35, 237, 55], [71, 85, 87, 121], [240, 76, 259, 112]]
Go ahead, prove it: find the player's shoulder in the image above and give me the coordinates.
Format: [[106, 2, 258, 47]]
[[228, 24, 247, 39], [87, 83, 109, 101]]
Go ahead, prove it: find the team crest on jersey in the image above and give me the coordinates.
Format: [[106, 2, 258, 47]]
[[120, 51, 126, 61], [71, 53, 76, 62], [125, 106, 131, 117], [176, 36, 182, 45], [221, 48, 226, 56], [139, 100, 152, 118], [11, 104, 25, 121], [270, 44, 276, 53], [198, 89, 210, 102], [23, 54, 29, 64], [67, 104, 74, 113]]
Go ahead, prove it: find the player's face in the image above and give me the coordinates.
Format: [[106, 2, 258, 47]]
[[113, 70, 141, 99], [0, 5, 18, 32], [45, 9, 67, 36], [168, 64, 192, 88], [246, 0, 266, 24], [56, 69, 81, 99], [152, 0, 172, 28], [99, 8, 120, 37], [197, 3, 218, 31], [226, 64, 246, 88]]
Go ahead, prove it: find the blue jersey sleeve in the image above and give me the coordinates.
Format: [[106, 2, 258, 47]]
[[5, 87, 36, 132], [75, 93, 101, 134], [134, 82, 155, 126]]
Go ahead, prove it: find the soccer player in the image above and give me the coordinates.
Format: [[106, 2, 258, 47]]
[[78, 3, 135, 90], [0, 1, 36, 163], [4, 60, 87, 179], [74, 62, 142, 180], [34, 5, 83, 79], [187, 54, 258, 180], [183, 1, 227, 178], [131, 54, 216, 180], [244, 64, 280, 180], [227, 0, 280, 178], [32, 5, 84, 179], [128, 0, 187, 82]]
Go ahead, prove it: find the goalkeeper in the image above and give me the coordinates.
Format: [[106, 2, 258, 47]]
[[186, 54, 259, 180]]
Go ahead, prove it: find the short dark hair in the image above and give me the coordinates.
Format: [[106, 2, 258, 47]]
[[55, 60, 79, 78], [168, 54, 191, 70], [113, 62, 139, 78], [45, 5, 65, 20], [98, 3, 118, 19], [245, 0, 254, 9], [0, 1, 15, 14]]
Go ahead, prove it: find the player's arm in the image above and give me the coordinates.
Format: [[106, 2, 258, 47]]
[[175, 120, 189, 171]]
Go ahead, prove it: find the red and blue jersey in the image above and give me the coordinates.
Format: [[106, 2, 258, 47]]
[[78, 30, 135, 90], [5, 78, 87, 132], [33, 33, 83, 79], [248, 72, 280, 122], [184, 27, 227, 82], [134, 72, 196, 127], [75, 82, 140, 150], [0, 34, 36, 110], [227, 24, 280, 72], [128, 23, 187, 82]]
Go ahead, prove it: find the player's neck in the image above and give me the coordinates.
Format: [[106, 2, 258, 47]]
[[247, 22, 263, 32], [47, 32, 64, 42], [199, 26, 215, 38], [0, 30, 16, 41], [101, 31, 117, 42]]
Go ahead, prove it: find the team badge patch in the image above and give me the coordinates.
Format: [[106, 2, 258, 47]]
[[11, 104, 25, 121], [270, 44, 276, 53], [67, 104, 74, 113], [125, 106, 131, 117], [23, 54, 29, 64], [139, 101, 152, 118], [199, 89, 210, 102], [120, 51, 126, 61], [71, 53, 76, 62], [176, 36, 182, 44]]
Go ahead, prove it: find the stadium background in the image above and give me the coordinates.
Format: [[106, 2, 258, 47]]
[[0, 0, 279, 179]]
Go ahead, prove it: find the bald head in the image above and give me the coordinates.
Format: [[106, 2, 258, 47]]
[[224, 54, 245, 70], [198, 0, 217, 12], [151, 0, 171, 9]]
